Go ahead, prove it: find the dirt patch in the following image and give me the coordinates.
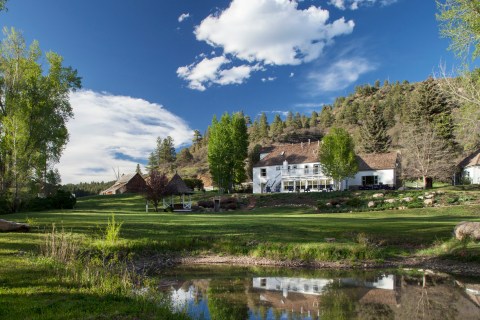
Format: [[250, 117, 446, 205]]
[[135, 253, 480, 277]]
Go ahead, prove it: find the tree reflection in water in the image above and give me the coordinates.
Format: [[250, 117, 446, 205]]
[[161, 268, 480, 320]]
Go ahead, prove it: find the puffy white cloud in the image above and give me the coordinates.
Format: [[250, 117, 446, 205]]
[[177, 56, 261, 90], [58, 90, 192, 183], [195, 0, 354, 65], [307, 58, 376, 92], [289, 72, 295, 78], [178, 13, 190, 22], [329, 0, 397, 10], [178, 0, 354, 90]]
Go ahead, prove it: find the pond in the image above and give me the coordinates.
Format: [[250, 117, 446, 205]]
[[157, 265, 480, 320]]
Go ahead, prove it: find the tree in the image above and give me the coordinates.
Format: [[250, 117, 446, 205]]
[[408, 78, 456, 147], [135, 164, 142, 175], [319, 106, 334, 128], [401, 121, 455, 188], [0, 28, 81, 211], [360, 105, 392, 153], [258, 112, 269, 139], [144, 170, 168, 212], [146, 151, 158, 174], [318, 128, 358, 190], [177, 147, 193, 164], [270, 114, 284, 138], [246, 144, 262, 180], [158, 136, 176, 163], [309, 111, 318, 128], [192, 129, 203, 151], [436, 0, 480, 62], [207, 112, 248, 193]]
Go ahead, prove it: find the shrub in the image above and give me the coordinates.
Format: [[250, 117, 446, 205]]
[[345, 197, 364, 207], [52, 190, 77, 209], [198, 200, 214, 208]]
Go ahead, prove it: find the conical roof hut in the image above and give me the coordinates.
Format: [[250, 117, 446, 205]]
[[164, 173, 194, 195]]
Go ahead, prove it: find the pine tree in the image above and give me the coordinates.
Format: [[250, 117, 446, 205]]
[[309, 111, 318, 128], [360, 105, 392, 153], [408, 77, 456, 147], [270, 114, 284, 139], [293, 112, 302, 129], [319, 106, 334, 128], [258, 112, 269, 139], [136, 164, 142, 175]]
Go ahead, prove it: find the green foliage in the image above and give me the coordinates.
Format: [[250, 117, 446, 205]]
[[0, 28, 81, 212], [437, 0, 480, 62], [104, 214, 123, 245], [62, 180, 115, 197], [360, 105, 391, 153], [208, 112, 248, 192], [27, 189, 76, 211], [319, 127, 358, 188]]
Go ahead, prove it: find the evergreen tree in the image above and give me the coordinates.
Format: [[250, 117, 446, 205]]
[[309, 111, 318, 128], [301, 114, 310, 129], [258, 112, 269, 139], [157, 136, 176, 163], [270, 114, 284, 139], [192, 129, 203, 150], [293, 112, 302, 129], [136, 164, 142, 175], [319, 106, 334, 128], [177, 148, 193, 164], [360, 105, 392, 153], [408, 78, 456, 147], [146, 151, 158, 174], [285, 111, 294, 128]]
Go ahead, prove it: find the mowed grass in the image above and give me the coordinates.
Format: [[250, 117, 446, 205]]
[[1, 193, 480, 319], [1, 193, 479, 257]]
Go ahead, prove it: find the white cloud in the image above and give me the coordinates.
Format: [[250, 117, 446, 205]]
[[58, 90, 192, 183], [195, 0, 354, 65], [178, 13, 190, 23], [261, 76, 277, 82], [307, 57, 376, 92], [178, 0, 354, 90], [177, 56, 261, 90], [329, 0, 397, 10], [289, 72, 295, 78]]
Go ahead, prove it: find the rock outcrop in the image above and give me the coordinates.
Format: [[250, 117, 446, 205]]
[[0, 219, 30, 232]]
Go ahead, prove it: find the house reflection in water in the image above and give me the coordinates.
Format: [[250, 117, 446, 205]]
[[251, 275, 396, 319]]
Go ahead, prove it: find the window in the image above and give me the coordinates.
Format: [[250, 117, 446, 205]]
[[362, 175, 378, 186], [304, 165, 309, 174], [276, 166, 281, 171], [260, 278, 267, 287], [313, 164, 320, 174], [260, 168, 267, 177]]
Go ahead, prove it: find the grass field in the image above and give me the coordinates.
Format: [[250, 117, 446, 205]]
[[1, 192, 480, 319]]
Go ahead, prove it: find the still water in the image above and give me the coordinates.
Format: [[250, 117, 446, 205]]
[[157, 265, 480, 320]]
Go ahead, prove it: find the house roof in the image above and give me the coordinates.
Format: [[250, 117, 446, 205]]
[[254, 142, 398, 171], [254, 142, 320, 167], [458, 149, 480, 168], [356, 152, 399, 171], [164, 173, 194, 195], [101, 173, 141, 194]]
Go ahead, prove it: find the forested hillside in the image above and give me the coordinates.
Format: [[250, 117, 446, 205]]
[[161, 76, 473, 187]]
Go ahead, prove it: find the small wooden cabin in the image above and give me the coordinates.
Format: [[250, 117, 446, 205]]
[[101, 172, 147, 195]]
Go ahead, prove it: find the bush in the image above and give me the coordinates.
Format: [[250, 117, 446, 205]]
[[27, 189, 76, 212], [0, 195, 11, 213], [183, 178, 204, 191], [198, 200, 214, 208], [345, 197, 364, 207]]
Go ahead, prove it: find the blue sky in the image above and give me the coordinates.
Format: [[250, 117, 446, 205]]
[[2, 0, 458, 183]]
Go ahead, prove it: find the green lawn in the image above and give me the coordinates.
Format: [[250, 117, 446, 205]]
[[1, 193, 479, 319]]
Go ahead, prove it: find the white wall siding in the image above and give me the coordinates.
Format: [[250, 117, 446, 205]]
[[348, 169, 395, 187], [465, 166, 480, 184]]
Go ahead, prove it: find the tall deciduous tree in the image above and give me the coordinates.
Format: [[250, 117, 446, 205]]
[[436, 0, 480, 62], [401, 121, 455, 188], [208, 112, 248, 193], [318, 128, 358, 190], [360, 105, 392, 153], [0, 28, 81, 211]]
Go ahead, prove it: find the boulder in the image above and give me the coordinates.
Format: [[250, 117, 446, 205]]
[[418, 196, 424, 200], [0, 219, 30, 232], [398, 206, 407, 210], [454, 222, 480, 241], [425, 194, 435, 199], [385, 199, 396, 204], [424, 199, 434, 206], [372, 193, 384, 199], [368, 201, 375, 208], [402, 197, 413, 202]]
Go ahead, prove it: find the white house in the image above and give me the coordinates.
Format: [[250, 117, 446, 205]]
[[252, 142, 400, 194], [457, 149, 480, 184]]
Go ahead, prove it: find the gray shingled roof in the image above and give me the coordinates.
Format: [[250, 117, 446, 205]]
[[164, 173, 194, 195], [458, 149, 480, 168]]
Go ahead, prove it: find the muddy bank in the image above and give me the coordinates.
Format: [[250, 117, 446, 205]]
[[134, 253, 480, 277]]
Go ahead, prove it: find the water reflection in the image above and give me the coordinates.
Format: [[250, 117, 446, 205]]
[[158, 267, 480, 320]]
